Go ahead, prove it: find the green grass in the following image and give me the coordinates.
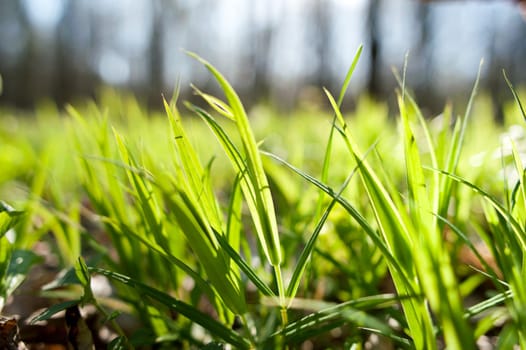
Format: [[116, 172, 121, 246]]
[[1, 49, 526, 348]]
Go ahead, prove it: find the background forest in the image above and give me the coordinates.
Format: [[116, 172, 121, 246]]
[[1, 0, 525, 112]]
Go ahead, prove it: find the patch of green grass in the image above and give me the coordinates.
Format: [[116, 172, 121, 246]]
[[1, 49, 526, 348]]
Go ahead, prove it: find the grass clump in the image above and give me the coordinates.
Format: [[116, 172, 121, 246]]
[[1, 48, 526, 348]]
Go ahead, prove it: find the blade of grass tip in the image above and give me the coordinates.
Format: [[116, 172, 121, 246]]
[[187, 103, 262, 244], [192, 84, 235, 120], [503, 70, 526, 121], [439, 59, 483, 218], [336, 44, 363, 107], [308, 47, 363, 286], [400, 52, 409, 102], [185, 56, 289, 323], [398, 92, 432, 226], [318, 45, 363, 212], [185, 52, 281, 270], [392, 62, 439, 185], [113, 131, 166, 246], [169, 77, 181, 108]]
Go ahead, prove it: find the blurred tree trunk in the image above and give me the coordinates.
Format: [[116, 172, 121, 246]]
[[313, 0, 331, 88], [148, 0, 164, 107], [366, 0, 380, 97], [249, 3, 271, 104], [0, 0, 31, 107], [56, 1, 98, 105]]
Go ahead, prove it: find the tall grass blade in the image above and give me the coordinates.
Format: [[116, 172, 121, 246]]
[[162, 100, 247, 316], [399, 88, 474, 348], [286, 156, 360, 301], [318, 45, 363, 215], [186, 51, 281, 269], [438, 60, 483, 219], [324, 87, 438, 349], [503, 70, 526, 121]]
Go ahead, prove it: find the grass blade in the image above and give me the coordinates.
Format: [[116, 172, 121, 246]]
[[91, 267, 252, 349], [186, 51, 281, 269]]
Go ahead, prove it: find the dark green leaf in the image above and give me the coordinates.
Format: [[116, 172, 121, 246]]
[[30, 300, 80, 324]]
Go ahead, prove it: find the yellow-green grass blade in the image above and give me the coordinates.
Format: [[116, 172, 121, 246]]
[[0, 204, 35, 311], [212, 229, 274, 297], [503, 70, 526, 121], [484, 197, 526, 346], [324, 89, 414, 269], [225, 176, 243, 285], [113, 130, 168, 249], [285, 146, 365, 302], [392, 65, 440, 215], [435, 214, 501, 283], [0, 201, 23, 237], [0, 235, 11, 310], [191, 84, 235, 121], [441, 170, 526, 340], [262, 151, 412, 295], [434, 169, 526, 252], [163, 189, 246, 315], [187, 105, 262, 249], [317, 45, 363, 218], [189, 106, 280, 293], [186, 52, 281, 269], [398, 93, 434, 230], [325, 88, 438, 349], [285, 196, 338, 302], [505, 143, 526, 342], [438, 61, 483, 220], [465, 290, 512, 319], [398, 92, 475, 348], [164, 99, 223, 236], [510, 141, 526, 227], [68, 107, 140, 274]]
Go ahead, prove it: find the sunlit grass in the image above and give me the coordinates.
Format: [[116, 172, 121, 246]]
[[1, 50, 526, 348]]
